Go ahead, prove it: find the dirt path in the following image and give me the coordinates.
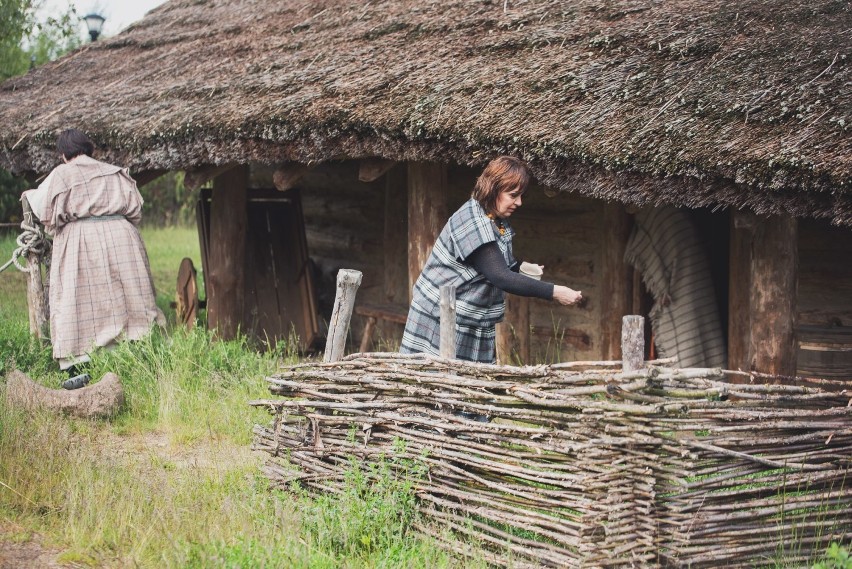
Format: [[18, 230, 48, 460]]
[[0, 524, 65, 569]]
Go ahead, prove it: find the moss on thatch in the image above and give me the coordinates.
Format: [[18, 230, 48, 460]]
[[1, 0, 850, 223]]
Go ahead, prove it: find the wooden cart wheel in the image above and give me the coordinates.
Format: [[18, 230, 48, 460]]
[[175, 257, 199, 328]]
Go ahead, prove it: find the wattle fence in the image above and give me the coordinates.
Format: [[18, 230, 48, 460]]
[[252, 353, 851, 568]]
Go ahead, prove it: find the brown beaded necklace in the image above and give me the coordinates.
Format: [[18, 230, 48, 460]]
[[486, 213, 506, 236]]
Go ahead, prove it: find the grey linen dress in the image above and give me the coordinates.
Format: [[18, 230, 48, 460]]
[[400, 198, 515, 362], [41, 155, 165, 365]]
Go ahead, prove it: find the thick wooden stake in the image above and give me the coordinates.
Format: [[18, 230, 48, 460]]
[[748, 214, 798, 378], [440, 285, 457, 359], [622, 315, 645, 372], [324, 269, 363, 362], [20, 200, 48, 340], [207, 164, 248, 340], [496, 295, 530, 365]]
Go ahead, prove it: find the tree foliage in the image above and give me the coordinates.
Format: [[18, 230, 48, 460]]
[[1, 0, 80, 222], [1, 0, 80, 79]]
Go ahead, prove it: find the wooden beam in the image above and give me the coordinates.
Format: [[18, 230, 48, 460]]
[[184, 164, 237, 191], [273, 162, 311, 192], [207, 165, 248, 340], [599, 202, 633, 360], [132, 169, 167, 188], [359, 158, 396, 183], [407, 162, 448, 300], [384, 165, 408, 305], [748, 214, 798, 378], [728, 211, 754, 374]]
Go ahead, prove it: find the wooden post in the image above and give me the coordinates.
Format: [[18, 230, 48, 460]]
[[496, 296, 530, 365], [440, 285, 457, 359], [748, 214, 798, 378], [407, 162, 447, 301], [600, 203, 633, 360], [622, 315, 645, 372], [21, 200, 48, 340], [207, 164, 248, 340], [384, 165, 408, 305], [728, 212, 754, 374], [324, 269, 363, 363]]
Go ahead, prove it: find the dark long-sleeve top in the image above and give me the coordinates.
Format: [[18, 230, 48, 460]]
[[466, 242, 555, 300]]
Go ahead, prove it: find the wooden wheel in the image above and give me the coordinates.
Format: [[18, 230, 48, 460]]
[[175, 257, 199, 328]]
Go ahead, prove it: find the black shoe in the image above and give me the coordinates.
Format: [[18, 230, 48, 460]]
[[62, 373, 91, 390]]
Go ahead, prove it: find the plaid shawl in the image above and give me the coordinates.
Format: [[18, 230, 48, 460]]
[[43, 156, 165, 360], [624, 206, 727, 368], [401, 198, 514, 362]]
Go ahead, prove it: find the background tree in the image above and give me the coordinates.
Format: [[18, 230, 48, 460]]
[[1, 0, 80, 223]]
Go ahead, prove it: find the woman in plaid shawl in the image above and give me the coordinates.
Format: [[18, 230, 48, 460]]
[[400, 156, 582, 363], [33, 129, 165, 372]]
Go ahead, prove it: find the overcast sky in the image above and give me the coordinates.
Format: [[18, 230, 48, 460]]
[[40, 0, 168, 39]]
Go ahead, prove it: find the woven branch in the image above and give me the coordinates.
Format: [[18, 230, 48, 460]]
[[252, 354, 852, 568]]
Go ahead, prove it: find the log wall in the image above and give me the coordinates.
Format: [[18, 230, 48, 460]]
[[276, 161, 605, 361], [796, 219, 852, 380]]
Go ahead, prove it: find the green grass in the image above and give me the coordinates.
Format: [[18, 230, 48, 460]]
[[0, 225, 473, 568]]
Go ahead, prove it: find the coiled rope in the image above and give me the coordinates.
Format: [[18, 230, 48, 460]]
[[0, 211, 51, 274]]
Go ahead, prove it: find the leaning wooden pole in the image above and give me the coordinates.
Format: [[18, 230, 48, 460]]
[[324, 269, 363, 363], [439, 285, 457, 359], [21, 199, 48, 340]]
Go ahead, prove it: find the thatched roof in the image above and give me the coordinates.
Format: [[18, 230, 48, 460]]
[[1, 0, 850, 224]]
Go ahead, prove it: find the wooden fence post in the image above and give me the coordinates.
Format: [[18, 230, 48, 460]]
[[21, 200, 48, 340], [622, 315, 645, 372], [440, 285, 457, 359], [324, 269, 363, 363]]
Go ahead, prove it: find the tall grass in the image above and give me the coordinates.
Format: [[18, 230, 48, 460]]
[[0, 226, 470, 567]]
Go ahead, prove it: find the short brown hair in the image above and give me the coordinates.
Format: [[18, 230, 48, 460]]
[[57, 129, 94, 160], [471, 156, 531, 215]]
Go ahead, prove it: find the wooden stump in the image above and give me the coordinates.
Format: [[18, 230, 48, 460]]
[[5, 370, 125, 419]]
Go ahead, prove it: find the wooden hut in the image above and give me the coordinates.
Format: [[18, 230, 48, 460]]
[[1, 0, 850, 379]]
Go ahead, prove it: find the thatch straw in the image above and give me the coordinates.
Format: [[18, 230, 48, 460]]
[[2, 0, 850, 224]]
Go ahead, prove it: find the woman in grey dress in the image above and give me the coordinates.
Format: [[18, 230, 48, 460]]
[[400, 156, 582, 363]]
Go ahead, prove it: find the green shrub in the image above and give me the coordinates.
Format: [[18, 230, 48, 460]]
[[814, 543, 852, 569]]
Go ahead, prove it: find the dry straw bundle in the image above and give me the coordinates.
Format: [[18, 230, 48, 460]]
[[252, 353, 851, 568]]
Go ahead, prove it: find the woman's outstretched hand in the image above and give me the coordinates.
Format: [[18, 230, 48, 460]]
[[553, 285, 583, 306]]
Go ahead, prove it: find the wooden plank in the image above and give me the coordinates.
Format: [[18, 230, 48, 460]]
[[242, 189, 319, 349], [384, 164, 408, 305], [728, 212, 753, 374], [207, 165, 248, 340], [407, 162, 447, 300], [748, 214, 798, 378], [599, 202, 632, 360]]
